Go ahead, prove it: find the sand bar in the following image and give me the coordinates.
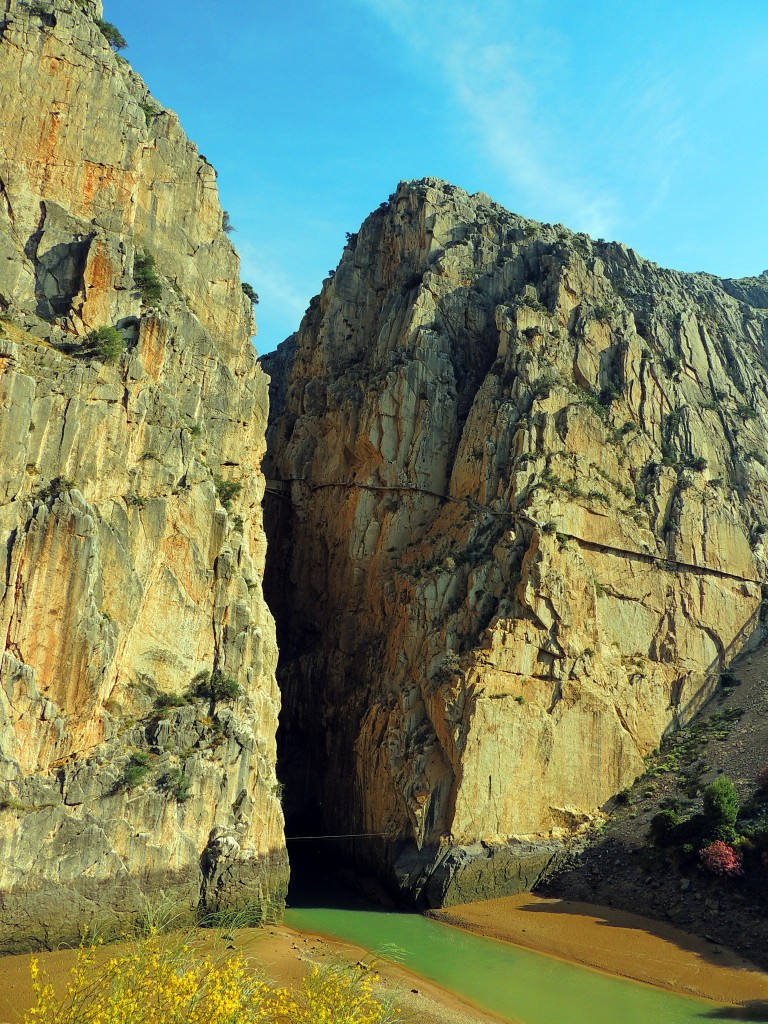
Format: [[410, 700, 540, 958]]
[[432, 893, 768, 1006]]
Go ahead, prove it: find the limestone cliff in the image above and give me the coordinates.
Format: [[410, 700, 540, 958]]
[[266, 178, 768, 906], [0, 0, 286, 949]]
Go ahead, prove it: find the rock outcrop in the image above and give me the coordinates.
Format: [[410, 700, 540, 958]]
[[0, 0, 286, 950], [266, 178, 768, 906]]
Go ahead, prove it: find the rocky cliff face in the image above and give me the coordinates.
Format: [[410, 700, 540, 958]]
[[0, 0, 286, 950], [266, 178, 768, 906]]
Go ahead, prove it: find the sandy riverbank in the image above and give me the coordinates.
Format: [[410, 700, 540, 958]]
[[0, 922, 501, 1024], [432, 893, 768, 1007], [2, 896, 768, 1024]]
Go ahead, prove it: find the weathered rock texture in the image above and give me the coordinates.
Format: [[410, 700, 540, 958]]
[[0, 0, 286, 950], [266, 178, 768, 907]]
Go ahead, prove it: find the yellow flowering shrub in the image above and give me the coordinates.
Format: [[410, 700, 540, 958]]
[[267, 962, 399, 1024], [22, 933, 400, 1024]]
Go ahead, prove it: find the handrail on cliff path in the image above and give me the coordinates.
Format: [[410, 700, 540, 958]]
[[263, 476, 766, 587]]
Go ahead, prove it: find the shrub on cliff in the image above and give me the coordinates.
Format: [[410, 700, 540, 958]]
[[96, 19, 127, 50], [134, 250, 163, 306], [192, 669, 242, 703], [158, 767, 191, 803], [242, 281, 259, 304], [119, 752, 151, 789], [154, 692, 188, 710], [85, 325, 125, 362], [213, 474, 242, 509]]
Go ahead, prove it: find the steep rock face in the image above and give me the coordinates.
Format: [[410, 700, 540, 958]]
[[0, 0, 286, 950], [266, 178, 768, 906]]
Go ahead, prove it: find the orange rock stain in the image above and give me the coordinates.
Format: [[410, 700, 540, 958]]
[[85, 244, 113, 293], [81, 160, 121, 215], [137, 317, 166, 381], [35, 112, 62, 166]]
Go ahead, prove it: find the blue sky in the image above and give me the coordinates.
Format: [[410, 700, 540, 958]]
[[106, 1, 768, 355]]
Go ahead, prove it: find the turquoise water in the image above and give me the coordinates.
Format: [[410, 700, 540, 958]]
[[285, 880, 754, 1024]]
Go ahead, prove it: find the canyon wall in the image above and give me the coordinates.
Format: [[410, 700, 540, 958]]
[[266, 178, 768, 906], [0, 0, 287, 949]]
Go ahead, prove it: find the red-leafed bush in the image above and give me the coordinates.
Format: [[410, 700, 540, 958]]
[[699, 841, 744, 877], [757, 766, 768, 792]]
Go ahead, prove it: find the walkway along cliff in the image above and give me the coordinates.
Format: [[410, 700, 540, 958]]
[[263, 178, 768, 906], [0, 0, 287, 949]]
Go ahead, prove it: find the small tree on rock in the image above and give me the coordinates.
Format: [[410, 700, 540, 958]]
[[97, 19, 127, 50], [85, 326, 125, 363], [242, 282, 259, 304], [134, 250, 162, 306]]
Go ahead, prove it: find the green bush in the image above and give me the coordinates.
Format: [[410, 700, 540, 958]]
[[712, 823, 739, 845], [154, 693, 188, 710], [703, 776, 740, 830], [649, 808, 680, 846], [120, 752, 151, 789], [671, 812, 709, 848], [663, 354, 682, 376], [158, 767, 191, 803], [593, 302, 615, 321], [138, 101, 157, 129], [85, 326, 125, 363], [134, 251, 163, 306], [242, 282, 259, 304], [97, 19, 127, 50], [192, 669, 242, 703], [736, 403, 758, 420], [213, 474, 242, 509]]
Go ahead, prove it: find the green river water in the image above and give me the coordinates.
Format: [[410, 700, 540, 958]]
[[284, 877, 755, 1024]]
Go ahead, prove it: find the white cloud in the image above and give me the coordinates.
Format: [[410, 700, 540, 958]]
[[356, 0, 619, 235]]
